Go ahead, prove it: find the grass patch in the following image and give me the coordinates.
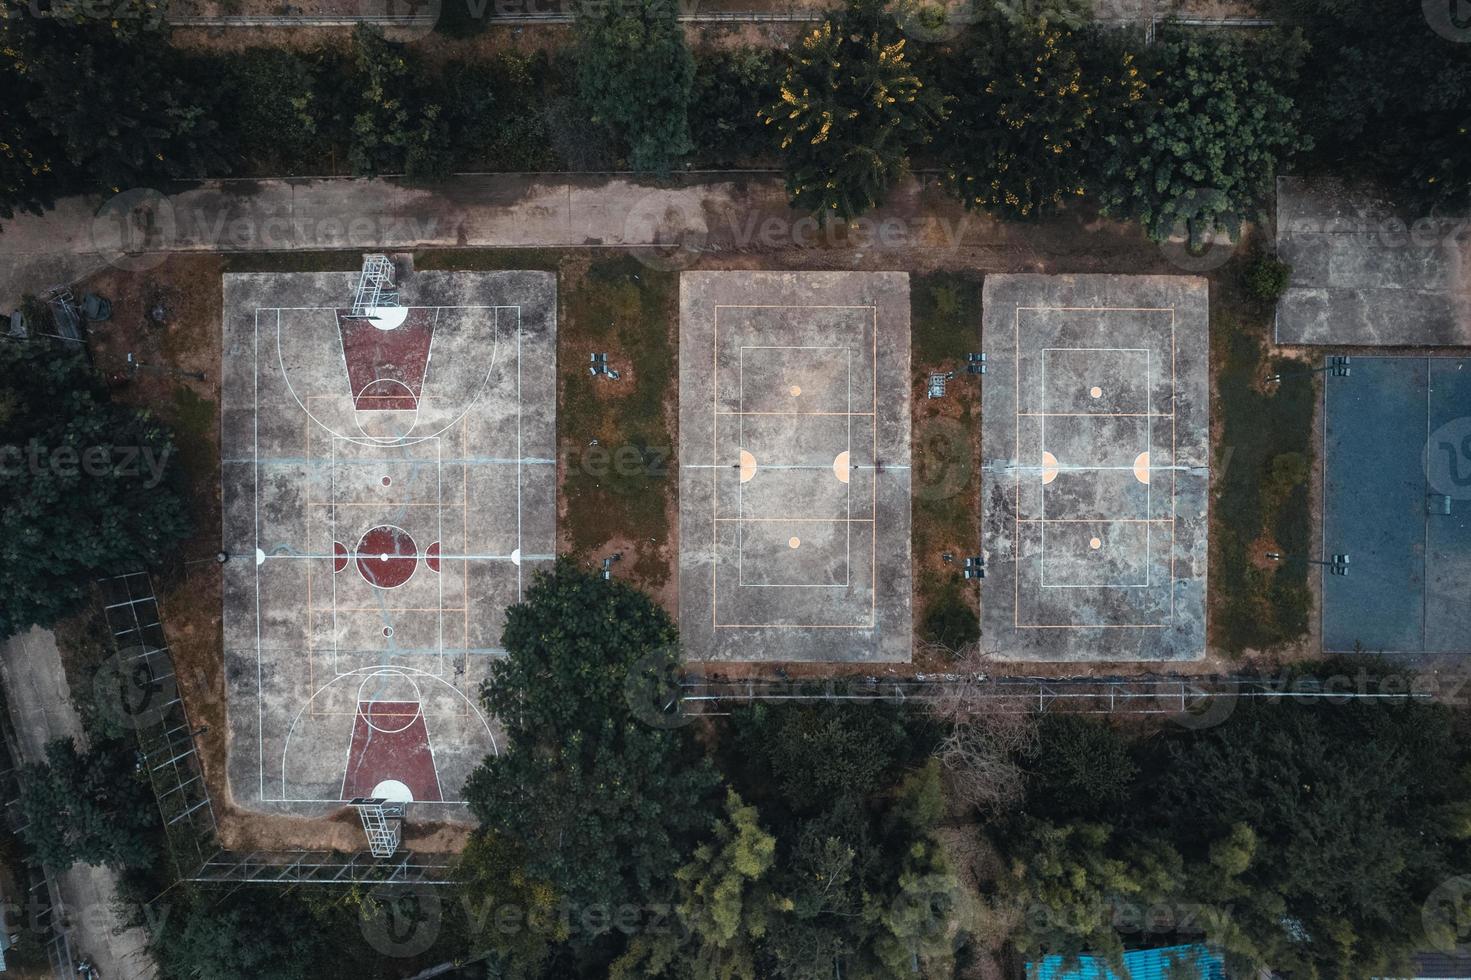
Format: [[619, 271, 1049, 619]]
[[912, 271, 982, 367], [414, 248, 562, 272], [221, 252, 364, 273], [1211, 294, 1315, 654], [559, 255, 678, 586], [910, 272, 983, 654]]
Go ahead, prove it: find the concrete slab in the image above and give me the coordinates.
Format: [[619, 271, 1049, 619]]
[[1322, 356, 1471, 655], [678, 271, 912, 662], [980, 274, 1209, 662], [220, 269, 555, 819], [1275, 176, 1471, 346]]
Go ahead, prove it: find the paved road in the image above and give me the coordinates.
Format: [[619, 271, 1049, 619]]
[[0, 171, 1027, 308], [0, 628, 159, 980]]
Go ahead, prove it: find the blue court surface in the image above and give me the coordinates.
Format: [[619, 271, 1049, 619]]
[[1322, 357, 1471, 655]]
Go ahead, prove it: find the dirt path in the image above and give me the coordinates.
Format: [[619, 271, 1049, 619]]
[[0, 629, 159, 980]]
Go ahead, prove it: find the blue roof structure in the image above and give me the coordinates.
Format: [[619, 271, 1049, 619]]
[[1026, 944, 1226, 980]]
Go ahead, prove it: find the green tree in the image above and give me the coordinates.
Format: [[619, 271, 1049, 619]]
[[347, 26, 452, 180], [17, 737, 156, 870], [731, 702, 923, 816], [452, 833, 567, 979], [0, 58, 57, 222], [761, 0, 946, 220], [464, 562, 719, 938], [0, 344, 191, 634], [1096, 28, 1305, 243], [152, 891, 321, 980], [575, 0, 694, 174], [1006, 818, 1185, 963], [219, 48, 321, 172], [1267, 0, 1471, 211], [0, 8, 223, 195], [1024, 714, 1136, 821], [690, 48, 779, 166], [1156, 695, 1471, 976], [937, 17, 1142, 220], [613, 791, 789, 980], [866, 761, 958, 978]]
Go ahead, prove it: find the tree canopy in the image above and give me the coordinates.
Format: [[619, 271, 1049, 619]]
[[1096, 27, 1306, 243], [575, 0, 695, 174], [0, 343, 191, 635], [151, 890, 322, 980], [937, 17, 1141, 220], [463, 561, 720, 944], [17, 736, 156, 870], [761, 0, 946, 220]]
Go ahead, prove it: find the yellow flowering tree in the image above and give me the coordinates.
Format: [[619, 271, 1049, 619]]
[[761, 0, 946, 222], [938, 16, 1142, 220]]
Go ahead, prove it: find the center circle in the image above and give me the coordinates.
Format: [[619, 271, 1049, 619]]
[[356, 525, 418, 588], [1089, 537, 1102, 550], [1089, 386, 1103, 399], [789, 536, 801, 549]]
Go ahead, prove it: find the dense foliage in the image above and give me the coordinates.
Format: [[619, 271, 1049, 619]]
[[1095, 27, 1306, 243], [760, 0, 946, 220], [1269, 0, 1471, 212], [994, 691, 1471, 976], [0, 343, 191, 635], [17, 736, 157, 870], [1, 0, 1463, 232], [462, 563, 954, 978], [935, 16, 1140, 220], [575, 0, 695, 174], [151, 891, 322, 980]]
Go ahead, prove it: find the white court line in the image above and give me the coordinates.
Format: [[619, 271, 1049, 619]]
[[711, 304, 880, 628], [1013, 305, 1182, 628], [254, 310, 264, 803], [249, 299, 536, 801]]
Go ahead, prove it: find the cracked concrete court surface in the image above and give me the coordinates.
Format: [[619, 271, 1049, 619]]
[[220, 270, 554, 818], [678, 271, 913, 663], [980, 274, 1209, 662]]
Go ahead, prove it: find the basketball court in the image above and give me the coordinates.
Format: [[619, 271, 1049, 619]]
[[220, 268, 555, 817], [1323, 356, 1471, 655], [980, 275, 1208, 661], [677, 272, 912, 662]]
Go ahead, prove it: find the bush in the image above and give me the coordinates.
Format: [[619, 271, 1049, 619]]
[[1245, 253, 1293, 302], [690, 47, 779, 166]]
